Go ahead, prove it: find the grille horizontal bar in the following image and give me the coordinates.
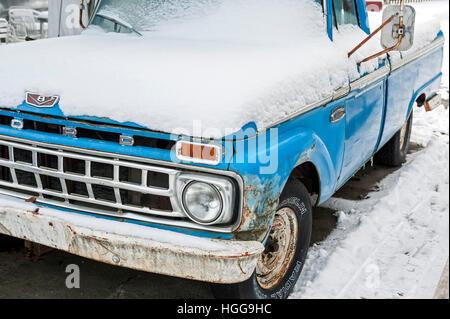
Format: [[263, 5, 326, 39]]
[[0, 113, 176, 151], [0, 134, 244, 233], [0, 139, 186, 219]]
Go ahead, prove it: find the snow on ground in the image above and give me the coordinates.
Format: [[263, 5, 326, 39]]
[[292, 0, 449, 299], [292, 114, 449, 298]]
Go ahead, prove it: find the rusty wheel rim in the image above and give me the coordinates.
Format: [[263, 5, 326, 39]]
[[256, 207, 298, 290]]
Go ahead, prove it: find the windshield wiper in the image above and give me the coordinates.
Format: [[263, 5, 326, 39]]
[[96, 12, 142, 36]]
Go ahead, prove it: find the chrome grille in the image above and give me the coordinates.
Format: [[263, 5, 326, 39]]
[[0, 139, 187, 221]]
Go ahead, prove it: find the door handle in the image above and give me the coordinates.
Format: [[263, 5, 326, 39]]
[[330, 106, 346, 123]]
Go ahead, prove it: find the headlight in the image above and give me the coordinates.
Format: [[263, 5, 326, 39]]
[[177, 173, 236, 226], [182, 181, 223, 224]]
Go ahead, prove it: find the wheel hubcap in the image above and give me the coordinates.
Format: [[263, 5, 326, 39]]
[[256, 207, 298, 290]]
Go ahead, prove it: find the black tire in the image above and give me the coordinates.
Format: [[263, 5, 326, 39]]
[[211, 179, 312, 299], [375, 110, 413, 167]]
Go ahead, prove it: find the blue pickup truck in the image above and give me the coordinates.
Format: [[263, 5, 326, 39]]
[[0, 0, 444, 299]]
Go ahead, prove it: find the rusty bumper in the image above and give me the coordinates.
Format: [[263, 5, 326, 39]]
[[0, 195, 264, 284]]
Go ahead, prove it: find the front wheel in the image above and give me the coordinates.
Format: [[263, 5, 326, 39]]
[[211, 179, 312, 299]]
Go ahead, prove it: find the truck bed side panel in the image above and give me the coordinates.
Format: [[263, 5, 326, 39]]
[[379, 39, 444, 149]]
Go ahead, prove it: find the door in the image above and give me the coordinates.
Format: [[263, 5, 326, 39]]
[[332, 0, 386, 187], [338, 77, 386, 186]]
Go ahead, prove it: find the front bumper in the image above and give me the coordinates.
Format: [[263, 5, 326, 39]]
[[0, 194, 264, 284]]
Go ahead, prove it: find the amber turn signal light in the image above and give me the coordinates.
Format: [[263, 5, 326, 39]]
[[175, 141, 222, 165]]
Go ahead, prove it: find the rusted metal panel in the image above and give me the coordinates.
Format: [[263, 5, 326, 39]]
[[0, 196, 264, 284], [234, 175, 280, 242]]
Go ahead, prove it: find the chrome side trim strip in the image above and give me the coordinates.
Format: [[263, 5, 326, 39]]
[[355, 80, 384, 98], [263, 67, 388, 131], [262, 37, 444, 132], [390, 36, 445, 72], [350, 64, 390, 91], [263, 95, 334, 130], [333, 85, 350, 101]]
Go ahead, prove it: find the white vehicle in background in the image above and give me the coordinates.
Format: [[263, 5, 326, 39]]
[[0, 18, 7, 43], [7, 7, 42, 42], [1, 0, 94, 42]]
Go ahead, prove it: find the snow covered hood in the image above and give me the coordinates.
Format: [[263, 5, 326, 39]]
[[0, 0, 441, 139]]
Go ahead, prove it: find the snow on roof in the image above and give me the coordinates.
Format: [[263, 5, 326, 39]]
[[0, 0, 442, 139]]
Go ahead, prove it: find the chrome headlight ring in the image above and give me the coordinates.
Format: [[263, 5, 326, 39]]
[[177, 173, 235, 226]]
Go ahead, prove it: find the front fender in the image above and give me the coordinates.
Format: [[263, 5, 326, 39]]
[[228, 126, 337, 241]]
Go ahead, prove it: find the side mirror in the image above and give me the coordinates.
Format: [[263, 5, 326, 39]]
[[381, 5, 416, 51]]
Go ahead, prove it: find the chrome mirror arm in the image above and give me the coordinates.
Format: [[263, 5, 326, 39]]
[[80, 0, 87, 30], [348, 0, 405, 65]]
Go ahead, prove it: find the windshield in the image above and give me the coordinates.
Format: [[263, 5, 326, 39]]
[[89, 0, 325, 45], [91, 0, 220, 33]]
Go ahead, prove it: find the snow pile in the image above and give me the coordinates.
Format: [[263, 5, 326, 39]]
[[292, 123, 448, 298], [291, 100, 449, 299], [0, 0, 378, 138], [0, 0, 443, 138]]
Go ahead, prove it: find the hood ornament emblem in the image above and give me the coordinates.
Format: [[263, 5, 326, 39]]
[[26, 92, 59, 108]]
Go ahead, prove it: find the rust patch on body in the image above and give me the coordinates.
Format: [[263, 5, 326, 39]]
[[67, 225, 77, 235], [25, 196, 36, 203], [235, 178, 280, 241], [297, 142, 317, 165], [237, 261, 247, 275]]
